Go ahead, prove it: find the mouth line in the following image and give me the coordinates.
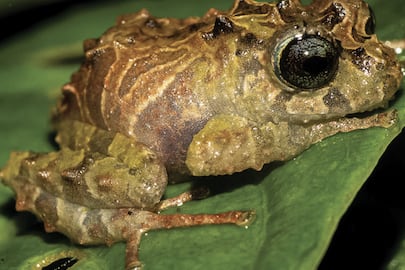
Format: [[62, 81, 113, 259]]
[[345, 107, 388, 119]]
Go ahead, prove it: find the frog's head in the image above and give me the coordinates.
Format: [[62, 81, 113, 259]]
[[227, 0, 402, 123], [268, 0, 402, 123]]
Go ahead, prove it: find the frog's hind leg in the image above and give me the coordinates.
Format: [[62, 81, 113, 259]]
[[123, 209, 255, 270], [1, 120, 169, 211], [123, 188, 254, 269], [0, 166, 254, 270]]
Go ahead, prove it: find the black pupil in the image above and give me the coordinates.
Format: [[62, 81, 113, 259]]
[[278, 35, 339, 90], [303, 56, 329, 75]]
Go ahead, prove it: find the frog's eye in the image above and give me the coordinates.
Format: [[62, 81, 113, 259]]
[[365, 6, 376, 35], [275, 35, 340, 90]]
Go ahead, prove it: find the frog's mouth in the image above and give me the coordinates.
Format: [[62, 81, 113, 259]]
[[345, 105, 396, 121], [279, 96, 398, 126]]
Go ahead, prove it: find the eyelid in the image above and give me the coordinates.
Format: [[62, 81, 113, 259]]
[[365, 6, 376, 35], [354, 4, 376, 37]]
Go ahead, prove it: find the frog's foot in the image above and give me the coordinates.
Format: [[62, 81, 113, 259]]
[[124, 210, 255, 270], [125, 231, 143, 270], [155, 187, 210, 211]]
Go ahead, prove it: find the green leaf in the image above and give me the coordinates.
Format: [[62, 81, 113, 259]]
[[0, 1, 404, 270]]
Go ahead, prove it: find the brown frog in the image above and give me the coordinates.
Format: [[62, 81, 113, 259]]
[[1, 0, 402, 269]]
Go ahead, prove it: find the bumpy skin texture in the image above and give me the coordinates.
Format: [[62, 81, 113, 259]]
[[1, 0, 402, 269], [55, 0, 401, 177]]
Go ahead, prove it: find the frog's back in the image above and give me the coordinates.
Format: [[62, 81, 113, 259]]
[[54, 7, 216, 173], [54, 0, 279, 172], [56, 9, 212, 133]]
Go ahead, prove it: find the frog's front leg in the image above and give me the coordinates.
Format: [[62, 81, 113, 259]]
[[185, 114, 303, 176], [186, 111, 397, 176], [185, 114, 273, 176]]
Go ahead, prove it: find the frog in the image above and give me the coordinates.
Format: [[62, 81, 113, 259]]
[[0, 0, 402, 269]]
